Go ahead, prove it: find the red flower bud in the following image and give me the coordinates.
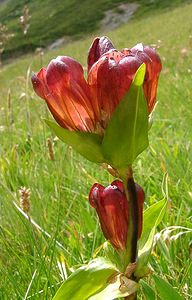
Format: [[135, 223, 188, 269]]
[[89, 180, 145, 251], [32, 36, 161, 133]]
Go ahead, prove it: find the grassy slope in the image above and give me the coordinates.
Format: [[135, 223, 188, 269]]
[[0, 0, 189, 59], [0, 2, 192, 299]]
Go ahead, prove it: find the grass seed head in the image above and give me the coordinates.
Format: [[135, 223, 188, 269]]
[[19, 186, 31, 214], [46, 138, 55, 161]]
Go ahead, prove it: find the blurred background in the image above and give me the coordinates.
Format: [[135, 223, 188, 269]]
[[0, 0, 190, 61]]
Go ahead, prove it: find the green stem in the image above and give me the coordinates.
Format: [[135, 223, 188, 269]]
[[122, 168, 139, 300], [127, 176, 139, 263]]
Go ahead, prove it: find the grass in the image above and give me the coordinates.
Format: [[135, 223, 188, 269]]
[[0, 0, 190, 59], [0, 1, 192, 299]]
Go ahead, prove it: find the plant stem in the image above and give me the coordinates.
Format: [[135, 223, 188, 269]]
[[123, 169, 139, 300], [127, 176, 139, 263]]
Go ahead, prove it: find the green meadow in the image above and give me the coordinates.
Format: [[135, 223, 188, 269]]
[[0, 0, 189, 58], [0, 1, 192, 299]]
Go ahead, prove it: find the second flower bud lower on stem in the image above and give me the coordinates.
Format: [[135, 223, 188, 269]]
[[89, 179, 145, 258]]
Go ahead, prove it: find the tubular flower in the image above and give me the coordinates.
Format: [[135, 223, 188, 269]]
[[31, 36, 161, 134], [88, 37, 162, 122], [31, 57, 98, 132], [89, 180, 145, 251]]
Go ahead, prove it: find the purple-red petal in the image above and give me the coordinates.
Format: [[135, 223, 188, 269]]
[[130, 44, 162, 112], [88, 50, 142, 122], [31, 68, 48, 100], [32, 37, 162, 134], [32, 56, 99, 132], [89, 180, 129, 250], [89, 180, 145, 250], [87, 36, 114, 72]]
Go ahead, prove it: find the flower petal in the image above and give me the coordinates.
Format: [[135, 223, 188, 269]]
[[89, 180, 129, 250], [89, 183, 111, 246], [87, 36, 114, 72], [111, 179, 124, 193], [88, 50, 142, 123], [143, 46, 162, 75], [131, 44, 162, 112], [142, 46, 162, 112], [88, 183, 105, 208], [31, 68, 48, 100], [45, 57, 97, 131]]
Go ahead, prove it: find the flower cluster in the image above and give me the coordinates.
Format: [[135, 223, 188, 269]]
[[32, 36, 161, 134]]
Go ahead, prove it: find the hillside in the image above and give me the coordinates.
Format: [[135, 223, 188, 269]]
[[0, 0, 189, 60]]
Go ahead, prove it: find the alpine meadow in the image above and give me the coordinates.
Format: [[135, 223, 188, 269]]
[[0, 1, 192, 299]]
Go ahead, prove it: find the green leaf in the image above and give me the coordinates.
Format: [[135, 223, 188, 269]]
[[53, 258, 118, 300], [135, 199, 167, 278], [141, 280, 156, 300], [153, 275, 185, 300], [89, 274, 138, 300], [44, 119, 104, 163], [102, 64, 149, 172], [139, 199, 167, 249]]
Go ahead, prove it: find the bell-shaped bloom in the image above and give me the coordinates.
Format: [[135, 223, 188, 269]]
[[32, 36, 161, 134], [88, 37, 162, 122], [89, 180, 145, 251], [31, 57, 99, 132]]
